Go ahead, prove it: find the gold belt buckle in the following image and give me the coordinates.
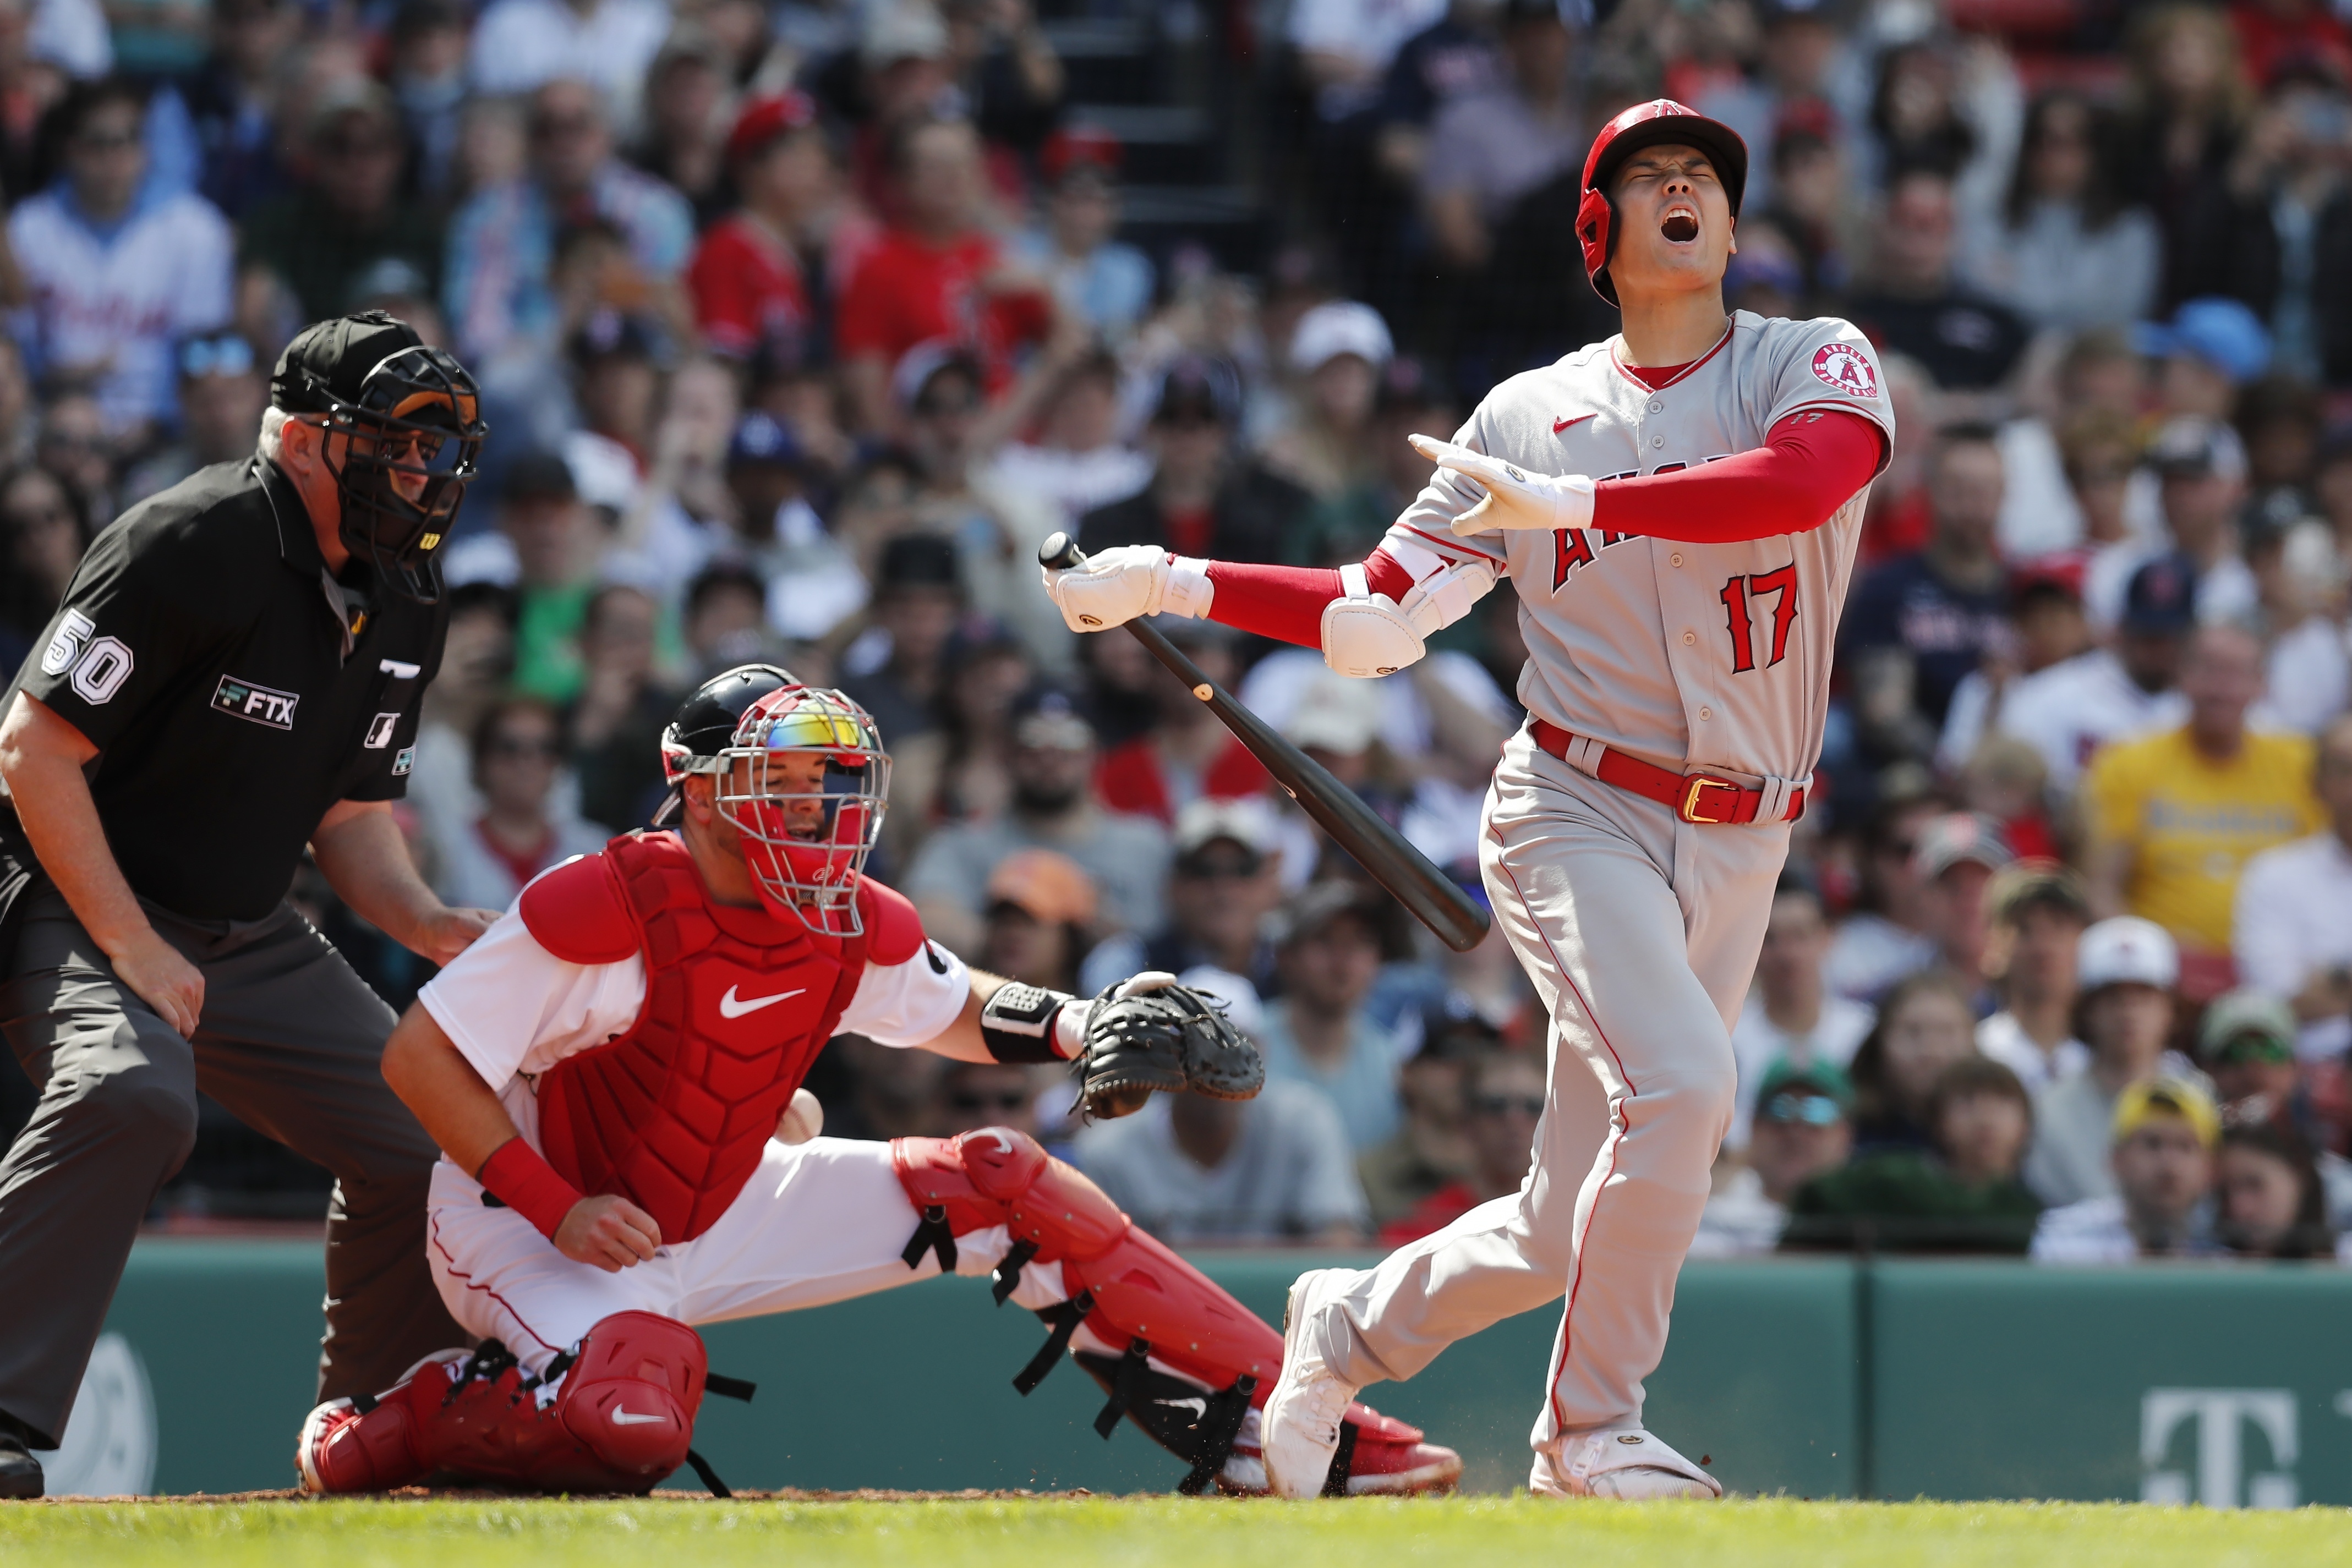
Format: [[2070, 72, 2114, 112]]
[[1678, 774, 1744, 825]]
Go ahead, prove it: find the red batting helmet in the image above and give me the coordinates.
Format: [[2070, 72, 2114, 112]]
[[1574, 99, 1750, 306]]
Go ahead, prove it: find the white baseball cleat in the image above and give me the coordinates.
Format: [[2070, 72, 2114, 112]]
[[1530, 1427, 1723, 1500], [1259, 1267, 1361, 1498]]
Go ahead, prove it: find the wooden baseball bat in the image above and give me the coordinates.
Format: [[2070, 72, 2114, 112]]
[[1040, 532, 1491, 953]]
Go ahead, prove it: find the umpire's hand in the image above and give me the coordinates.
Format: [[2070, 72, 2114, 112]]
[[112, 926, 205, 1038], [555, 1193, 661, 1272], [415, 905, 500, 964]]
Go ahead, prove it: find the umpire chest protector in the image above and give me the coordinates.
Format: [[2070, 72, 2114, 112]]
[[518, 830, 922, 1241]]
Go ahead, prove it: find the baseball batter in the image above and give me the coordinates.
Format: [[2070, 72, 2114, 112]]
[[1043, 100, 1893, 1498], [295, 665, 1459, 1497]]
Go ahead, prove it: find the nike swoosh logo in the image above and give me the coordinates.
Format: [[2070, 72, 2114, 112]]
[[610, 1407, 669, 1426], [1554, 414, 1596, 434], [1156, 1397, 1208, 1419], [719, 984, 805, 1018]]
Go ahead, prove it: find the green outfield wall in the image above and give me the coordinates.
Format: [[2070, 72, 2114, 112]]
[[34, 1240, 2352, 1507]]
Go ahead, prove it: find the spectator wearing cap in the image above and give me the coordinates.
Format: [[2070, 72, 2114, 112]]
[[1990, 552, 2196, 801], [980, 847, 1098, 993], [444, 449, 601, 704], [1076, 967, 1370, 1244], [981, 347, 1152, 534], [1377, 1048, 1545, 1243], [1727, 874, 1874, 1151], [1355, 1002, 1489, 1227], [1959, 91, 2161, 333], [719, 411, 869, 645], [387, 0, 469, 205], [1824, 794, 1946, 1004], [1912, 812, 2014, 1006], [1011, 127, 1153, 343], [9, 78, 232, 440], [2083, 623, 2321, 956], [2194, 990, 2352, 1228], [2023, 915, 2199, 1207], [833, 117, 1052, 433], [1092, 619, 1270, 825], [1840, 425, 2011, 735], [838, 531, 964, 747], [2083, 416, 2257, 634], [2140, 298, 2272, 425], [2235, 715, 2352, 1062], [1077, 357, 1312, 567], [1692, 1062, 1855, 1259], [2030, 1077, 2222, 1261], [679, 560, 782, 679], [466, 0, 669, 133], [240, 78, 442, 328], [1258, 881, 1412, 1150], [1418, 0, 1580, 276], [1260, 300, 1392, 502], [1081, 797, 1287, 999], [120, 331, 267, 505], [1845, 171, 2031, 393], [686, 92, 830, 366], [626, 29, 735, 224], [1977, 863, 2094, 1093], [903, 687, 1171, 956], [1288, 357, 1460, 577], [1845, 971, 1982, 1156], [1785, 1057, 2042, 1254], [444, 79, 694, 371]]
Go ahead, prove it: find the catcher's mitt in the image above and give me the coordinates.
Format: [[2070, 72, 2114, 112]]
[[1076, 972, 1265, 1120]]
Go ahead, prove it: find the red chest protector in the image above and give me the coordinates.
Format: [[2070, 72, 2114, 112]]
[[519, 831, 925, 1243]]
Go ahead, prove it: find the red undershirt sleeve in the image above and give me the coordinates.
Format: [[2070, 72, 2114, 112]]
[[1589, 408, 1888, 544], [1196, 409, 1883, 649]]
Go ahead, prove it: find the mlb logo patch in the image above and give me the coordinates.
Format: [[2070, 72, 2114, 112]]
[[364, 712, 400, 748], [1811, 342, 1879, 398]]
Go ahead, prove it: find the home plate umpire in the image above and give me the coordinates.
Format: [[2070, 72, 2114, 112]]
[[0, 312, 497, 1498]]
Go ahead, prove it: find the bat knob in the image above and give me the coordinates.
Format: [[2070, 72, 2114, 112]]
[[1038, 531, 1084, 571]]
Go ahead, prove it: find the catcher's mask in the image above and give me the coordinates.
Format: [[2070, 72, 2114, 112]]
[[712, 684, 889, 936], [280, 341, 486, 604]]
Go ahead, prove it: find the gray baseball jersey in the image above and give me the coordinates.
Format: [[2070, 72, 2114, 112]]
[[1386, 311, 1895, 785]]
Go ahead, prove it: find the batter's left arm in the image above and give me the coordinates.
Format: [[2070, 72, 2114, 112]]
[[310, 799, 498, 963]]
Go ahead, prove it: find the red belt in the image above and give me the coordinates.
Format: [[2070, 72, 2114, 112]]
[[1529, 720, 1805, 826]]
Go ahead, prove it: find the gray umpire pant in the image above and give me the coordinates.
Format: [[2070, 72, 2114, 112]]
[[0, 887, 463, 1446]]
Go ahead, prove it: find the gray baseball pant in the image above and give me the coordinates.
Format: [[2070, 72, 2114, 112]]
[[1318, 728, 1786, 1446], [0, 888, 462, 1446]]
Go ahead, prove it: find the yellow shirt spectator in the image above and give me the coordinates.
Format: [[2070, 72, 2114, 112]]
[[2083, 726, 2323, 951]]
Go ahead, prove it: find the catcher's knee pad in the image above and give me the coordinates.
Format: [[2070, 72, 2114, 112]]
[[552, 1311, 706, 1483]]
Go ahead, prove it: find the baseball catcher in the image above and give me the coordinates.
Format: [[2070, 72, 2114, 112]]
[[295, 664, 1459, 1497]]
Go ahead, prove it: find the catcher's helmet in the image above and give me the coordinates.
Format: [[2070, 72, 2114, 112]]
[[271, 311, 487, 604], [653, 662, 800, 825], [1574, 100, 1749, 306]]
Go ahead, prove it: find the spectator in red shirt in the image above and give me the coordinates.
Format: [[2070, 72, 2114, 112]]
[[1379, 1050, 1545, 1244], [687, 91, 827, 365], [834, 115, 1051, 432], [1093, 618, 1270, 823]]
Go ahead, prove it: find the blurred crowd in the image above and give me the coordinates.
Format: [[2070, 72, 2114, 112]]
[[2, 0, 2352, 1254]]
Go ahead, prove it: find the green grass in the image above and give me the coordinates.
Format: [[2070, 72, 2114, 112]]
[[6, 1496, 2352, 1567]]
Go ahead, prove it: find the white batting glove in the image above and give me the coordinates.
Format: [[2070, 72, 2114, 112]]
[[1040, 545, 1213, 632], [1409, 434, 1596, 536]]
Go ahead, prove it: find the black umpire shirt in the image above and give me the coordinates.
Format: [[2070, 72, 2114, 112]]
[[3, 457, 447, 922]]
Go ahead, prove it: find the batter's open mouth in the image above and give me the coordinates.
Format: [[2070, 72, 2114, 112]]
[[1661, 211, 1699, 243]]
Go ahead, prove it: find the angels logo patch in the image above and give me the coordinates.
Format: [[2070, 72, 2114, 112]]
[[1811, 342, 1879, 397]]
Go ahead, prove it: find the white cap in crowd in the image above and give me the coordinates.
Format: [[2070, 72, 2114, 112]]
[[2077, 915, 2180, 992], [1178, 965, 1265, 1039], [1288, 300, 1394, 375]]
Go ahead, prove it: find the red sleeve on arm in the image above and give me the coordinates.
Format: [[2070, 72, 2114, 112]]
[[1202, 550, 1419, 649], [1589, 408, 1888, 544]]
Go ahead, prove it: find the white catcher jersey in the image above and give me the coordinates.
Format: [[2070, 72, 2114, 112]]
[[1388, 311, 1895, 787]]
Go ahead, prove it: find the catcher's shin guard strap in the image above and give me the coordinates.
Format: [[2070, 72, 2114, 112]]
[[1180, 1378, 1257, 1496], [992, 1237, 1039, 1305], [684, 1448, 732, 1498], [979, 982, 1076, 1064], [1014, 1291, 1094, 1395], [1092, 1337, 1153, 1439], [901, 1204, 956, 1273], [1320, 1420, 1360, 1498]]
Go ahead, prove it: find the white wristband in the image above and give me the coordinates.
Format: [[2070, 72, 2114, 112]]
[[1162, 556, 1215, 618]]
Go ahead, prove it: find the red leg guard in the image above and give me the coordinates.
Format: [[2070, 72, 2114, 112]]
[[299, 1316, 705, 1495], [890, 1130, 1427, 1450]]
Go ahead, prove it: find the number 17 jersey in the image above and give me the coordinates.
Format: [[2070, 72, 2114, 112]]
[[1390, 311, 1895, 788]]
